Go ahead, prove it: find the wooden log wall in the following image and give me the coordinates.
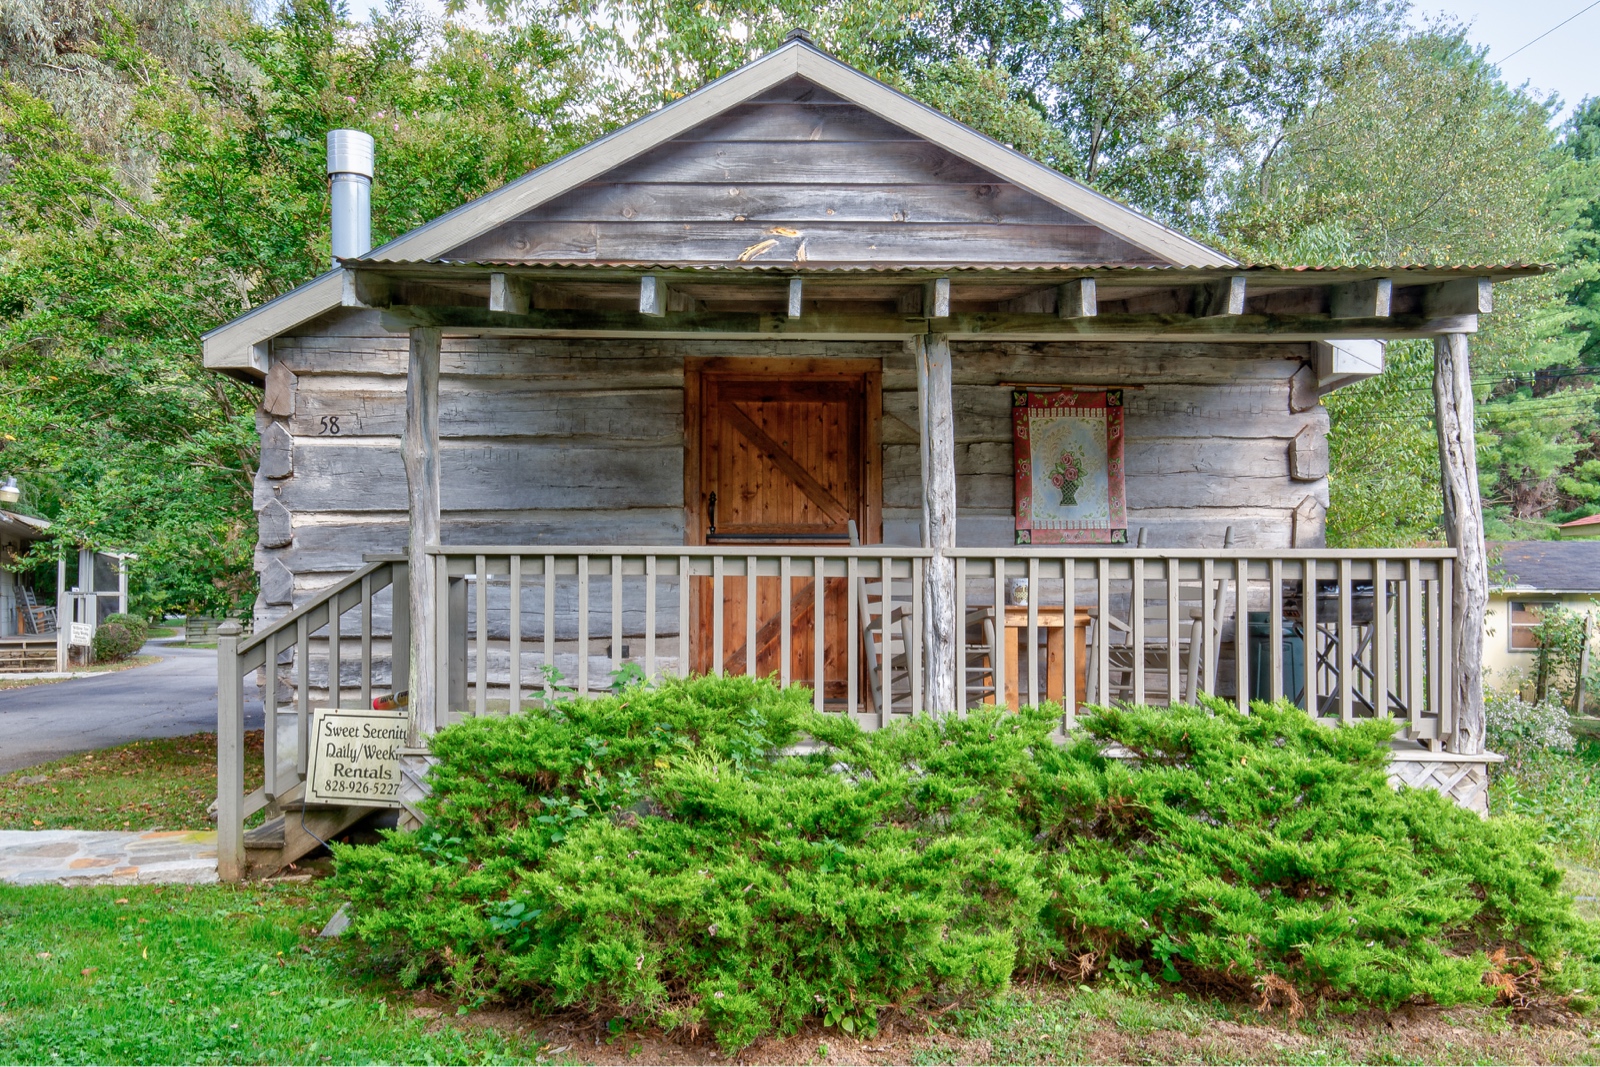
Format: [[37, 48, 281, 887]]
[[252, 309, 1328, 634]]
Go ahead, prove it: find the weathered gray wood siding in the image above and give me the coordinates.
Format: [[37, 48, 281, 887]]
[[881, 340, 1329, 550], [253, 310, 1327, 632], [442, 76, 1166, 268]]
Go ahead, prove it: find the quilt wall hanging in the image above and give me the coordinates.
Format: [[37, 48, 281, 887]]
[[1012, 388, 1127, 544]]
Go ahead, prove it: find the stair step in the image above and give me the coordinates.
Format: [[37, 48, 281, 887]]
[[242, 804, 371, 879]]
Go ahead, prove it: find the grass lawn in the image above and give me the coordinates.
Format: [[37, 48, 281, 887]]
[[0, 883, 540, 1065], [1489, 739, 1600, 922], [0, 882, 1594, 1066], [0, 733, 263, 832]]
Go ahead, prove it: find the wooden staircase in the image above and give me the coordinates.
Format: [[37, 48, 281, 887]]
[[243, 802, 372, 878]]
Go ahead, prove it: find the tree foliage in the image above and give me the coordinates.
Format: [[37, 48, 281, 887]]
[[0, 0, 592, 614]]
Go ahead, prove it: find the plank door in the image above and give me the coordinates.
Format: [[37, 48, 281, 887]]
[[688, 362, 881, 700]]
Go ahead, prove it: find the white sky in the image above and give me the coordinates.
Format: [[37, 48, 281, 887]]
[[1418, 0, 1599, 118], [353, 0, 1598, 121]]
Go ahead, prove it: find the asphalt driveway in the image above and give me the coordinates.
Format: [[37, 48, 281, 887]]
[[0, 645, 263, 774]]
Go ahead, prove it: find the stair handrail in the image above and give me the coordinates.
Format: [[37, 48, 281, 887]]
[[218, 555, 408, 882]]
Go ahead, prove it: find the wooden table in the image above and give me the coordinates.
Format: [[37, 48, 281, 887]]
[[998, 607, 1092, 710]]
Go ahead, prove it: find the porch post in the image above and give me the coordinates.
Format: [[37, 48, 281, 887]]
[[402, 327, 441, 737], [1433, 332, 1486, 753], [917, 333, 959, 712]]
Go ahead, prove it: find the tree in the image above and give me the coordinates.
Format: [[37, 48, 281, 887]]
[[540, 0, 1396, 228], [1220, 29, 1572, 545], [0, 0, 593, 614]]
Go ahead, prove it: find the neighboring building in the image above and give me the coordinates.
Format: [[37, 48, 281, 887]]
[[1557, 514, 1600, 540], [0, 508, 51, 638], [1485, 540, 1600, 687]]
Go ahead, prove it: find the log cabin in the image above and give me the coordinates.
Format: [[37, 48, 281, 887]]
[[204, 32, 1523, 878]]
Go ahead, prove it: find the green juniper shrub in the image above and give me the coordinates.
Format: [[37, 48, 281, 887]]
[[332, 683, 1598, 1052], [105, 612, 150, 646], [1029, 697, 1597, 1006], [91, 616, 145, 661]]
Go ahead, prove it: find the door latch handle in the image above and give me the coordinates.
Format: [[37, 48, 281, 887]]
[[707, 491, 717, 536]]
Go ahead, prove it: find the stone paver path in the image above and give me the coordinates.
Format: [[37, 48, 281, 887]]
[[0, 829, 218, 886]]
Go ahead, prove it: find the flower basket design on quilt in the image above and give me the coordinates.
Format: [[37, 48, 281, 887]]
[[1013, 388, 1127, 545]]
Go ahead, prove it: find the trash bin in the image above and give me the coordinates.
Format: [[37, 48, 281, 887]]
[[1245, 612, 1304, 704]]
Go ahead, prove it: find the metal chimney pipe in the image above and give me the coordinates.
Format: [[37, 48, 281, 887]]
[[327, 129, 374, 263]]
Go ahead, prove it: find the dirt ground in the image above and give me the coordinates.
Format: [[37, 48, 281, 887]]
[[406, 987, 1600, 1066]]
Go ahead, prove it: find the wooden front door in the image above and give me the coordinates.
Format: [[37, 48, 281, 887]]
[[687, 360, 881, 692]]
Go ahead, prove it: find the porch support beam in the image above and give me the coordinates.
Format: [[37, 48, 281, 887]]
[[1433, 331, 1486, 753], [402, 327, 441, 738], [488, 272, 530, 314], [1057, 278, 1097, 319], [1195, 274, 1247, 318], [917, 333, 959, 714], [381, 304, 1478, 341]]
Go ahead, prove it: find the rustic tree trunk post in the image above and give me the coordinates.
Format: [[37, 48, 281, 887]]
[[917, 333, 959, 712], [1433, 332, 1487, 753], [403, 327, 441, 738]]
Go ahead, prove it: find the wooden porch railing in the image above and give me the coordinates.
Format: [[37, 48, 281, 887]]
[[216, 545, 1457, 879]]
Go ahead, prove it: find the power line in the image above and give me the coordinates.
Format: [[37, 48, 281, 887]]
[[1500, 0, 1600, 62]]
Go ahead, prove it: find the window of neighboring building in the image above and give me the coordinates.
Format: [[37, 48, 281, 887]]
[[1509, 600, 1560, 651]]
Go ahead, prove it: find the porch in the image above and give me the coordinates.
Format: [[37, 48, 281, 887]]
[[216, 542, 1469, 875]]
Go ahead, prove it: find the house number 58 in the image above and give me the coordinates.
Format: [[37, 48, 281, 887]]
[[319, 416, 342, 435]]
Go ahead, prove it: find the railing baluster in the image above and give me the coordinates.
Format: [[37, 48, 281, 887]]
[[1337, 557, 1353, 725], [1406, 558, 1423, 731], [990, 557, 1006, 710], [1166, 558, 1182, 703], [1440, 558, 1455, 746], [434, 554, 451, 727], [328, 587, 342, 709], [712, 555, 724, 679], [879, 557, 892, 726], [360, 575, 373, 711], [577, 554, 591, 695], [262, 627, 278, 798], [1235, 559, 1250, 713], [295, 615, 310, 775], [910, 556, 923, 715], [678, 555, 691, 680], [644, 555, 657, 683], [475, 554, 488, 718], [1026, 555, 1039, 709], [1199, 557, 1216, 697], [812, 556, 824, 713], [955, 554, 969, 708], [612, 554, 624, 681], [1269, 558, 1284, 703], [1132, 556, 1146, 706], [1371, 559, 1388, 724], [847, 554, 860, 721], [745, 554, 757, 678], [1062, 555, 1076, 730], [779, 555, 792, 688], [509, 555, 522, 715], [544, 555, 556, 702], [1096, 558, 1111, 705], [1303, 559, 1319, 717]]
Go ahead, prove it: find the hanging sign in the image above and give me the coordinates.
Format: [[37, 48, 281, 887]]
[[305, 707, 409, 808], [1012, 388, 1127, 545]]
